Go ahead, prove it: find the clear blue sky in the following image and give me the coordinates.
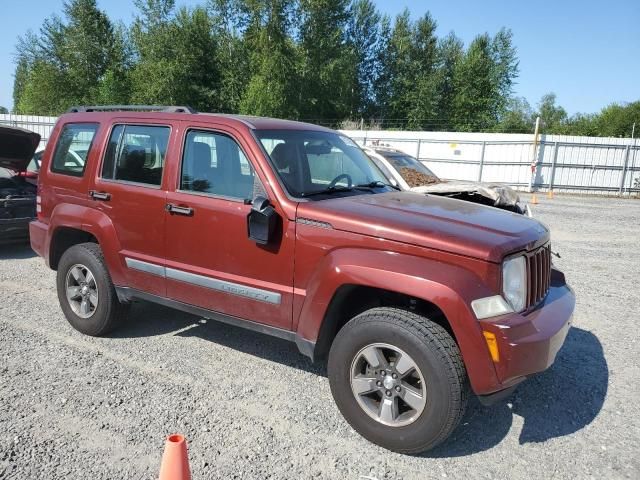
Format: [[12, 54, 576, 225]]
[[1, 0, 638, 114]]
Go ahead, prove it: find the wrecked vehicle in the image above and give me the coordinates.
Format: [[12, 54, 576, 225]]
[[0, 126, 40, 243], [364, 146, 528, 215]]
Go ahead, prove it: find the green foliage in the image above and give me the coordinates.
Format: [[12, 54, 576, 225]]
[[451, 34, 496, 131], [14, 0, 130, 114], [496, 97, 534, 133], [10, 0, 637, 138], [346, 0, 381, 117], [0, 106, 8, 114], [298, 0, 354, 120], [239, 0, 298, 117]]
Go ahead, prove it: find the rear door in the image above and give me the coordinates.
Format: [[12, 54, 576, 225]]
[[89, 121, 174, 296], [163, 122, 296, 330]]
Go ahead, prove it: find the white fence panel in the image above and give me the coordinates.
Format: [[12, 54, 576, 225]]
[[0, 115, 638, 195], [341, 129, 640, 195]]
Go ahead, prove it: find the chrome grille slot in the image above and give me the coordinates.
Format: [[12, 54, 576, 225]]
[[526, 244, 551, 310]]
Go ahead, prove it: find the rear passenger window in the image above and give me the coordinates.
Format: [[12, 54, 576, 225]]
[[102, 125, 170, 186], [181, 130, 263, 200], [51, 123, 98, 176]]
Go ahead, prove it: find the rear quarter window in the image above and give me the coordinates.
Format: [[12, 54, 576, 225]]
[[50, 123, 99, 176]]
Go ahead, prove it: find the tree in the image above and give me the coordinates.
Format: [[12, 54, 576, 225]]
[[13, 0, 127, 113], [298, 0, 354, 122], [537, 93, 568, 132], [432, 32, 463, 130], [406, 12, 439, 129], [490, 28, 519, 118], [0, 107, 8, 114], [208, 0, 250, 112], [346, 0, 381, 118], [130, 3, 219, 110], [240, 0, 298, 117], [382, 9, 414, 126], [451, 34, 496, 131], [593, 101, 640, 137], [372, 14, 392, 120], [497, 96, 534, 133]]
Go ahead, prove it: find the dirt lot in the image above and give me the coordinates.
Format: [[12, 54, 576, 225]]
[[0, 194, 638, 479]]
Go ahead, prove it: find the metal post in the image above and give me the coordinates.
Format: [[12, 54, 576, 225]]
[[477, 141, 486, 182], [528, 116, 541, 192], [549, 141, 559, 191], [416, 139, 422, 159], [619, 145, 631, 195]]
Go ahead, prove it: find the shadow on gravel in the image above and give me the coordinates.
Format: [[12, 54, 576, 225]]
[[0, 242, 35, 260], [114, 306, 607, 457], [113, 300, 326, 376], [427, 327, 608, 457]]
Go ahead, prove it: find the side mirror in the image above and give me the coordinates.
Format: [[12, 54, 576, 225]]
[[247, 196, 278, 245]]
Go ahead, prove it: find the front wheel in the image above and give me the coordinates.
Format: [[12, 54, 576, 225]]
[[56, 242, 128, 336], [328, 307, 468, 454]]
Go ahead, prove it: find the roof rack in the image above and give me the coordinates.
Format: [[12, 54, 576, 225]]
[[66, 105, 197, 114]]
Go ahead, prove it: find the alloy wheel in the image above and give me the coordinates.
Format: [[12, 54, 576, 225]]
[[350, 342, 427, 427], [65, 263, 99, 319]]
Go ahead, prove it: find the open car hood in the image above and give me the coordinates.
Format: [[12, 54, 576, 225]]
[[411, 181, 521, 208], [0, 126, 41, 172]]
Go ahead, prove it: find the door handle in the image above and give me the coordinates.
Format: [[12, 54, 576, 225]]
[[89, 190, 111, 201], [165, 203, 194, 216]]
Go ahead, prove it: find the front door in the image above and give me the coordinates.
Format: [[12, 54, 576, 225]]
[[164, 124, 295, 330], [90, 122, 173, 297]]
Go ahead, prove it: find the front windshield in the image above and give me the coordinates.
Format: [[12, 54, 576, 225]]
[[256, 130, 391, 198], [378, 151, 440, 187]]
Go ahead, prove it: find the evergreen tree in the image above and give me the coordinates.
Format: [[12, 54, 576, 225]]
[[432, 32, 463, 130], [451, 34, 496, 131], [383, 9, 414, 126], [208, 0, 250, 112], [298, 0, 354, 122], [13, 0, 125, 113], [240, 0, 298, 117], [130, 2, 219, 110], [346, 0, 381, 118], [407, 12, 438, 129]]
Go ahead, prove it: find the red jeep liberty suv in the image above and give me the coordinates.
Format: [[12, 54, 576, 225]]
[[30, 106, 575, 453]]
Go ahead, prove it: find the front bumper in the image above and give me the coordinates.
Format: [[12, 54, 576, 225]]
[[478, 269, 574, 395]]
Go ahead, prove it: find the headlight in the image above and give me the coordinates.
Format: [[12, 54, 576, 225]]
[[502, 256, 527, 312]]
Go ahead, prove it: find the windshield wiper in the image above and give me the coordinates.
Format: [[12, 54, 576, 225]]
[[300, 186, 354, 197], [355, 181, 401, 191]]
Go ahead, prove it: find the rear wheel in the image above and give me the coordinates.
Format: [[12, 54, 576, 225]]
[[328, 307, 468, 454], [56, 242, 128, 336]]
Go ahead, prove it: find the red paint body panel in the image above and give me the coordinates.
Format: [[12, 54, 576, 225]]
[[32, 110, 575, 398]]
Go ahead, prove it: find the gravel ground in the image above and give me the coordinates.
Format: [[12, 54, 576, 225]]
[[0, 194, 638, 479]]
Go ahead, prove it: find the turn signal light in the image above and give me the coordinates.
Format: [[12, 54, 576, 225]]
[[483, 331, 500, 363]]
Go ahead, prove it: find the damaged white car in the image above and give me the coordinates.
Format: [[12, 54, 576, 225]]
[[363, 146, 529, 215]]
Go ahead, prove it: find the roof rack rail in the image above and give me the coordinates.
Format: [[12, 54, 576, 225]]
[[66, 105, 197, 114]]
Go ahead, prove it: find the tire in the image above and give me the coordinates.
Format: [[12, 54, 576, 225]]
[[56, 242, 128, 336], [328, 307, 468, 454]]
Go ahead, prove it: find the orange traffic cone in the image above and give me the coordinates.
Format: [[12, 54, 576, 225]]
[[530, 194, 539, 205], [547, 190, 554, 199], [159, 434, 191, 480]]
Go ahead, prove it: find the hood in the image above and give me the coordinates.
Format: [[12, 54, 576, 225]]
[[0, 126, 41, 172], [297, 192, 548, 263], [411, 181, 521, 208]]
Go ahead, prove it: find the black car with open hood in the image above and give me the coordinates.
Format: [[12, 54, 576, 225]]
[[0, 126, 41, 243]]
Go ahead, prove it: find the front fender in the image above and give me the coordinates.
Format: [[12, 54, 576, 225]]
[[295, 248, 501, 393]]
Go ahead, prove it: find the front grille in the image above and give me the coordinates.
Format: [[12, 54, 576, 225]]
[[526, 244, 552, 309]]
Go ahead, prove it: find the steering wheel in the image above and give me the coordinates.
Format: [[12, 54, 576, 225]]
[[327, 173, 353, 189]]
